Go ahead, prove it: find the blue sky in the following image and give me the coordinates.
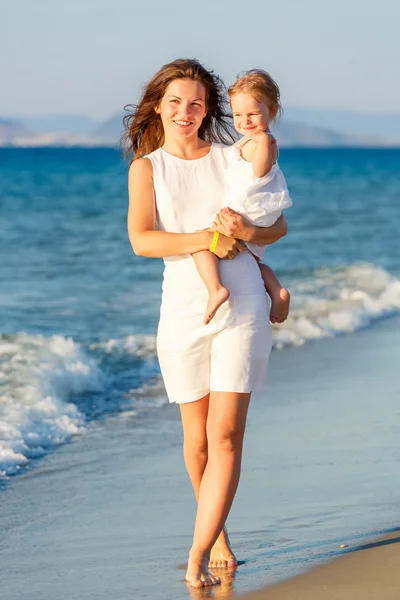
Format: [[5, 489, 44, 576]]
[[2, 0, 399, 119]]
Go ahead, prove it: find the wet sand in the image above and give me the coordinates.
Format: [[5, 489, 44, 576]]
[[241, 529, 400, 600], [1, 316, 399, 600]]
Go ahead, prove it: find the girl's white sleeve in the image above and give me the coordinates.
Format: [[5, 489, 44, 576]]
[[237, 165, 293, 227]]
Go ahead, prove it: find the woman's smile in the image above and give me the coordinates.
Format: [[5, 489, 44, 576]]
[[173, 119, 194, 128]]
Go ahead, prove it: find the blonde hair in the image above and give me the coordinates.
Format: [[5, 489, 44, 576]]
[[228, 69, 282, 121]]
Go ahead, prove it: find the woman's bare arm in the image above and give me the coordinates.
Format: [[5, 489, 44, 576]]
[[213, 207, 288, 246], [246, 213, 287, 244], [127, 159, 244, 259]]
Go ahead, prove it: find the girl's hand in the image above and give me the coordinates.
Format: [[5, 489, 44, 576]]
[[213, 207, 253, 242], [250, 126, 276, 145]]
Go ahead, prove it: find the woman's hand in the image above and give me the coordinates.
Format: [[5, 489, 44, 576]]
[[205, 228, 245, 259], [213, 208, 287, 245]]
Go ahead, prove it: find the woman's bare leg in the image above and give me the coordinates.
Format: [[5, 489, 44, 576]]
[[185, 391, 251, 588], [180, 396, 237, 570], [209, 527, 237, 569], [180, 394, 209, 498], [192, 250, 229, 324], [258, 262, 290, 324]]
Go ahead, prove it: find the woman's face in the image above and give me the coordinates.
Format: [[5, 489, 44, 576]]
[[156, 78, 207, 139]]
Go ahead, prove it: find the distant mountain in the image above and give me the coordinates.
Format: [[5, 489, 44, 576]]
[[0, 119, 35, 144], [90, 112, 382, 148], [17, 115, 99, 135], [272, 120, 380, 147], [0, 121, 105, 147], [92, 113, 125, 144], [283, 108, 400, 143], [0, 114, 118, 147], [1, 108, 399, 147]]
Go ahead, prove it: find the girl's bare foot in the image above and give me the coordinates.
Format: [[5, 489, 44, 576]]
[[270, 287, 290, 324], [209, 527, 238, 568], [204, 287, 230, 325], [186, 548, 221, 588]]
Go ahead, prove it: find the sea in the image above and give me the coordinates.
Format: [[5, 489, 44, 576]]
[[1, 146, 400, 599], [1, 146, 399, 480]]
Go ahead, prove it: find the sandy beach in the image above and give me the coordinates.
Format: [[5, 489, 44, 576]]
[[241, 529, 400, 600], [1, 315, 399, 600]]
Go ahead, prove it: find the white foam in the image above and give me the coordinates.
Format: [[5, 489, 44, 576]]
[[0, 334, 107, 476], [89, 334, 157, 357], [272, 264, 400, 348], [1, 264, 398, 478]]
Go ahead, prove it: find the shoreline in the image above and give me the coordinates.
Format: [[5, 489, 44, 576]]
[[1, 315, 399, 600], [240, 528, 400, 600]]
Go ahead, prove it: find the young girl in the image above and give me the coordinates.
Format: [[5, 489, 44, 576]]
[[193, 69, 292, 325]]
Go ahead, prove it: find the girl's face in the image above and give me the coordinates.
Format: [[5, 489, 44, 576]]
[[156, 78, 207, 139], [231, 92, 276, 136]]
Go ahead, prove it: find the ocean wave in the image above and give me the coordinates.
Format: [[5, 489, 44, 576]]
[[89, 334, 157, 357], [1, 263, 398, 478], [272, 263, 400, 348], [88, 265, 400, 356], [0, 332, 165, 478], [0, 334, 106, 477]]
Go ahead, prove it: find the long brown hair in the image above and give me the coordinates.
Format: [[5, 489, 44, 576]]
[[121, 58, 234, 160]]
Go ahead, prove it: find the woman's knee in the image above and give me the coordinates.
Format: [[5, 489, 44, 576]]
[[183, 430, 208, 456], [208, 424, 245, 454], [180, 394, 209, 457], [206, 391, 250, 455]]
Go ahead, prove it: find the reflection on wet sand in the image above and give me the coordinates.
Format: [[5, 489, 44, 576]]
[[186, 566, 238, 599]]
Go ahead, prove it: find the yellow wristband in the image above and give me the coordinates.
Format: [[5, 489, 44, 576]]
[[209, 231, 220, 254]]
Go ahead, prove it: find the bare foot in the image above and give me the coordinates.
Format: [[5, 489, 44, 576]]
[[270, 287, 290, 324], [204, 287, 230, 325], [186, 549, 221, 588], [209, 528, 238, 569]]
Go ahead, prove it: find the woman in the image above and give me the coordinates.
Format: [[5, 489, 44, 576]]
[[125, 59, 287, 588]]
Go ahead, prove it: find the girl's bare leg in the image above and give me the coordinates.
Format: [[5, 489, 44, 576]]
[[258, 262, 290, 323], [185, 391, 251, 588], [180, 396, 237, 570], [192, 250, 229, 325]]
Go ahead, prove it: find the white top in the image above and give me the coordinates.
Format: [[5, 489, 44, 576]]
[[146, 140, 291, 265], [146, 143, 230, 261], [146, 143, 264, 314], [221, 137, 292, 260], [148, 143, 273, 404]]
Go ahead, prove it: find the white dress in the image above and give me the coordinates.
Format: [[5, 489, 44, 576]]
[[202, 137, 292, 260], [146, 143, 272, 404]]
